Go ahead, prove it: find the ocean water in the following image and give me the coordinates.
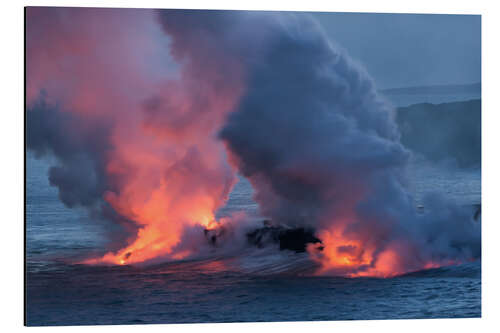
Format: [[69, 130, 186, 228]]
[[26, 260, 480, 325], [25, 95, 481, 326]]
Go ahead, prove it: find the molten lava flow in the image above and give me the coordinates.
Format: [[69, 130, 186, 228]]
[[309, 227, 407, 278], [82, 126, 240, 265], [85, 218, 212, 266], [308, 219, 458, 278]]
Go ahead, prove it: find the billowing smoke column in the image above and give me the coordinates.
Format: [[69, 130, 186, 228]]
[[216, 12, 480, 277], [26, 7, 243, 264], [26, 8, 480, 276]]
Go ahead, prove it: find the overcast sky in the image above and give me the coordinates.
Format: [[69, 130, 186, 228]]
[[313, 12, 481, 89]]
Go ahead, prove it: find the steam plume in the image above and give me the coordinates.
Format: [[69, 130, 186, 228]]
[[26, 7, 241, 263], [26, 8, 480, 275], [216, 12, 480, 276]]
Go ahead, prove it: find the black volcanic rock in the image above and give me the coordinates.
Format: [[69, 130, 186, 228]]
[[277, 228, 322, 252], [203, 220, 323, 253], [246, 221, 322, 253]]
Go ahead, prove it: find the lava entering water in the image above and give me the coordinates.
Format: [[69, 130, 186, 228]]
[[26, 8, 480, 277]]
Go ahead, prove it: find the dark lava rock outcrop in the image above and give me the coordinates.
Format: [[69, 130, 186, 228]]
[[204, 220, 323, 253]]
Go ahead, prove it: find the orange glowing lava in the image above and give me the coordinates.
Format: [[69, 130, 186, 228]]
[[309, 222, 444, 278]]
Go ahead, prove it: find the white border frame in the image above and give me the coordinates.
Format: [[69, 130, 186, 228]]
[[3, 1, 499, 332]]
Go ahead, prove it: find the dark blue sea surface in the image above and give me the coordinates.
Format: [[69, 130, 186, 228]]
[[26, 95, 481, 326], [26, 260, 480, 326]]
